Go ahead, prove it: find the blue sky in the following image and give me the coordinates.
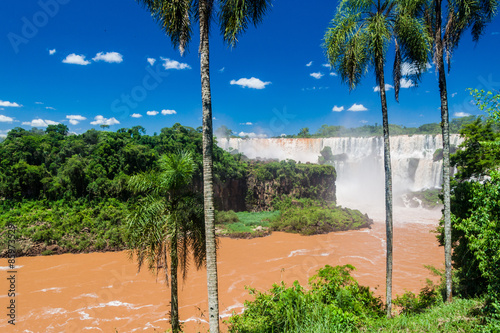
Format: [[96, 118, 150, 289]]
[[1, 0, 499, 139]]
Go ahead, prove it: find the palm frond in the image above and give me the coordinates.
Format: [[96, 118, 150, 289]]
[[219, 0, 272, 46], [136, 0, 193, 55]]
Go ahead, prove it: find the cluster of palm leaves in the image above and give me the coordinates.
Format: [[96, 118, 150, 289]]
[[126, 0, 497, 331]]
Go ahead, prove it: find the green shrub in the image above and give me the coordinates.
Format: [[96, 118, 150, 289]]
[[227, 265, 383, 332], [215, 210, 240, 224], [393, 283, 440, 315]]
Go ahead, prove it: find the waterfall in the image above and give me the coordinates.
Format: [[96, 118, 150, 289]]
[[218, 134, 463, 205]]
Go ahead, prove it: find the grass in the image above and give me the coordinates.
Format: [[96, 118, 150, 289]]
[[364, 298, 484, 332], [216, 211, 280, 237]]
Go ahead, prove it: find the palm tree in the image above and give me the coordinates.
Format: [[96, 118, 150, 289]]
[[324, 0, 430, 317], [424, 0, 498, 303], [126, 151, 205, 333], [134, 2, 271, 331]]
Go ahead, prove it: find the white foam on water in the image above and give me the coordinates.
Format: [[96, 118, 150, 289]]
[[73, 293, 99, 299], [0, 265, 23, 271]]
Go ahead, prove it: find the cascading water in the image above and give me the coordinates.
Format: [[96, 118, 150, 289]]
[[218, 134, 463, 207]]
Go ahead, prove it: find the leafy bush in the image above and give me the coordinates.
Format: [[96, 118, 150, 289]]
[[215, 210, 240, 224], [271, 198, 372, 235], [227, 265, 382, 332], [393, 283, 440, 315]]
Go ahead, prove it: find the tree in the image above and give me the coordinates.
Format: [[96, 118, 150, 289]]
[[126, 152, 205, 332], [424, 0, 498, 303], [324, 0, 430, 316], [135, 1, 272, 330]]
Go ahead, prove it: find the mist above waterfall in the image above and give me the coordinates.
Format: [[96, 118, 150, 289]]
[[218, 135, 463, 208]]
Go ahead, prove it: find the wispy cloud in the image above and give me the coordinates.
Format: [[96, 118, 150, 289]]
[[400, 78, 414, 88], [230, 77, 271, 89], [147, 110, 159, 116], [63, 54, 91, 65], [161, 109, 177, 115], [219, 67, 225, 73], [147, 58, 156, 66], [360, 120, 368, 124], [310, 72, 324, 79], [161, 57, 191, 70], [322, 63, 331, 68], [66, 115, 86, 125], [451, 92, 458, 98], [240, 122, 253, 125], [454, 111, 471, 117], [49, 49, 56, 55], [329, 72, 337, 76], [332, 105, 344, 112], [90, 116, 119, 126], [373, 84, 394, 92], [348, 103, 368, 112], [35, 102, 43, 105], [0, 115, 14, 122], [93, 52, 123, 63], [0, 100, 21, 107], [131, 113, 142, 118], [22, 119, 59, 127], [238, 131, 268, 138], [306, 61, 313, 67], [46, 106, 56, 110]]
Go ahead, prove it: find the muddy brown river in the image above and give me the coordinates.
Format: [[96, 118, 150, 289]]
[[1, 207, 443, 332]]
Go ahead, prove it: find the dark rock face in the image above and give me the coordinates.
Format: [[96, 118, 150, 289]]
[[212, 163, 336, 212]]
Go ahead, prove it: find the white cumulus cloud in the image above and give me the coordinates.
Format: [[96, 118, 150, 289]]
[[49, 49, 56, 55], [63, 54, 90, 65], [306, 61, 313, 67], [400, 78, 414, 88], [161, 109, 177, 115], [93, 52, 123, 63], [454, 112, 471, 117], [90, 116, 120, 126], [348, 103, 368, 112], [22, 119, 59, 127], [0, 100, 21, 107], [131, 113, 142, 118], [66, 115, 86, 125], [147, 58, 156, 66], [230, 77, 271, 89], [310, 72, 324, 79], [0, 115, 14, 122], [329, 72, 337, 76], [161, 57, 191, 70], [147, 111, 159, 116], [373, 84, 394, 92], [238, 131, 268, 138], [332, 106, 344, 112]]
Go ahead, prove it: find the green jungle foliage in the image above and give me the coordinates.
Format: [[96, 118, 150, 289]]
[[228, 264, 493, 332], [0, 199, 127, 255], [271, 198, 372, 235], [439, 89, 500, 327], [0, 123, 246, 201], [227, 265, 384, 332]]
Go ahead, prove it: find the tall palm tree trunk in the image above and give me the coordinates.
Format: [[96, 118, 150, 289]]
[[377, 62, 394, 318], [170, 235, 180, 333], [434, 0, 453, 303], [199, 1, 220, 331]]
